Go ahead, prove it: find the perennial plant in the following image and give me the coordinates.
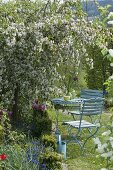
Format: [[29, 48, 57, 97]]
[[93, 115, 113, 170]]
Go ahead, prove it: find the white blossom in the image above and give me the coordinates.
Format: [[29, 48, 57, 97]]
[[108, 12, 113, 18], [109, 75, 113, 80], [102, 130, 111, 136], [109, 49, 113, 57], [96, 143, 108, 154], [110, 63, 113, 67], [93, 137, 101, 146], [101, 151, 113, 158], [109, 137, 113, 141], [110, 140, 113, 148], [96, 147, 104, 154], [108, 20, 113, 25]]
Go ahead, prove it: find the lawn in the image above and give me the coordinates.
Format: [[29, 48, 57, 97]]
[[48, 109, 111, 170]]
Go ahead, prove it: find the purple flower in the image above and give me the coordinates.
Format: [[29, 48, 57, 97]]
[[41, 163, 46, 168], [7, 111, 12, 117], [41, 164, 49, 170], [32, 99, 46, 112], [32, 103, 39, 110], [38, 104, 46, 112]]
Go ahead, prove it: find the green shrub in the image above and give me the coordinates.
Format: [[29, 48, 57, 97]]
[[8, 131, 26, 146], [39, 148, 63, 170], [41, 134, 57, 151], [32, 110, 52, 138], [0, 111, 26, 145], [0, 111, 11, 143]]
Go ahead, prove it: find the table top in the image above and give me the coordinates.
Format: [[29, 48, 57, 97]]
[[51, 97, 84, 105]]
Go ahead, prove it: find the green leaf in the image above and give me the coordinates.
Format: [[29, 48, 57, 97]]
[[101, 48, 108, 56], [106, 54, 113, 61]]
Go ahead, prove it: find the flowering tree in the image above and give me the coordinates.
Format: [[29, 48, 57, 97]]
[[0, 0, 107, 122]]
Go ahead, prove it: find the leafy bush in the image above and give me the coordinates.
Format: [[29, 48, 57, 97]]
[[41, 134, 57, 151], [32, 100, 52, 137], [0, 111, 26, 146], [32, 112, 52, 138], [0, 111, 12, 143], [39, 148, 63, 170]]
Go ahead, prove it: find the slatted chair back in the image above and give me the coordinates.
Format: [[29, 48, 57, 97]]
[[81, 98, 104, 116], [80, 89, 104, 99]]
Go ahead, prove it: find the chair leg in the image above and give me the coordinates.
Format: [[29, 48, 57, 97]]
[[64, 124, 99, 155], [67, 126, 83, 151], [82, 127, 99, 150], [87, 128, 96, 138], [71, 114, 76, 120]]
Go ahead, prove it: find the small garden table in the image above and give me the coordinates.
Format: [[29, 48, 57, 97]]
[[51, 97, 84, 132]]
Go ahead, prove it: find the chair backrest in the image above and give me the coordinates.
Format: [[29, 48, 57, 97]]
[[81, 98, 104, 116], [80, 89, 104, 99]]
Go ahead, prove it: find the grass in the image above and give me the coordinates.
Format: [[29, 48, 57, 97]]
[[48, 109, 111, 170]]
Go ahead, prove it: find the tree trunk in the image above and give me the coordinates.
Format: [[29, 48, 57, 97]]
[[12, 83, 19, 124]]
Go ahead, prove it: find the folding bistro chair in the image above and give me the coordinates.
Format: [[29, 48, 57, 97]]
[[63, 98, 104, 150], [80, 89, 104, 99], [70, 89, 104, 120]]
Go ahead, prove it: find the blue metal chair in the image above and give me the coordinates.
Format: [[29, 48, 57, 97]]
[[80, 89, 104, 99], [70, 89, 104, 119], [63, 98, 104, 150]]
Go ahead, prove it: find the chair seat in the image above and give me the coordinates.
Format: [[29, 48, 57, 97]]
[[69, 110, 80, 115], [63, 120, 96, 128]]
